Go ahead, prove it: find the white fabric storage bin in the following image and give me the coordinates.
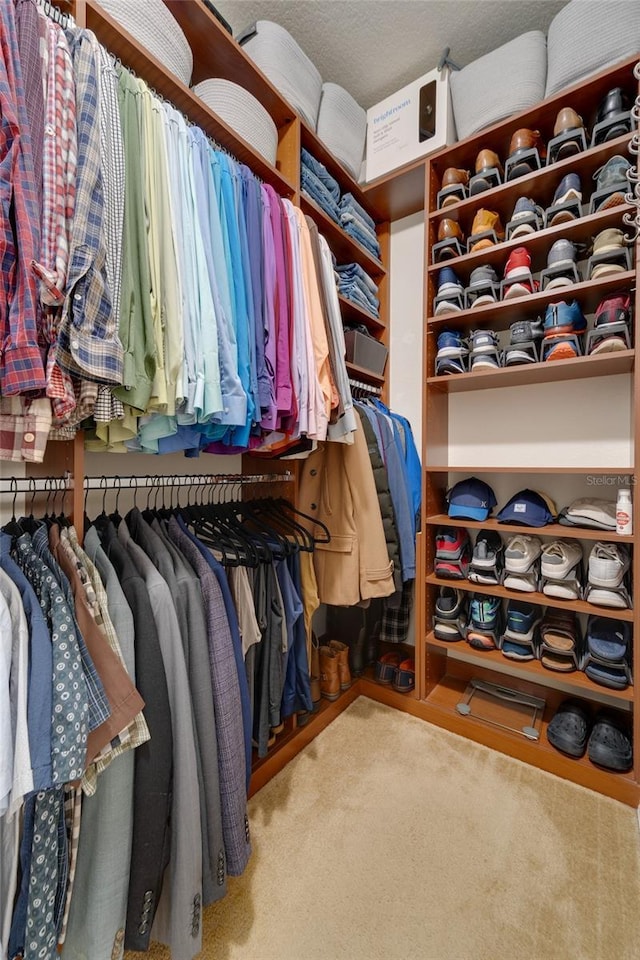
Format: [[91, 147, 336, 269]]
[[238, 20, 322, 129], [546, 1, 640, 97], [100, 0, 193, 86], [193, 79, 278, 165], [450, 31, 547, 141], [316, 82, 366, 180]]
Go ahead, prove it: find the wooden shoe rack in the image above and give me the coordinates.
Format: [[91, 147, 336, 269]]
[[411, 55, 640, 805]]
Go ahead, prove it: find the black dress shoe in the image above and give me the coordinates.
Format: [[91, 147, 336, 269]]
[[597, 87, 630, 123]]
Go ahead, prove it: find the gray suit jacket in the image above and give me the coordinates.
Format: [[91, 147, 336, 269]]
[[168, 519, 251, 877], [151, 516, 227, 905], [62, 527, 136, 960], [119, 521, 203, 960]]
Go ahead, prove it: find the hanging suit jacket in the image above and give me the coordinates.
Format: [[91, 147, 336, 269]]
[[298, 408, 396, 605], [95, 519, 173, 955]]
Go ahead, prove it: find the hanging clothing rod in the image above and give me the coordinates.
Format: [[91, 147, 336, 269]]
[[348, 377, 382, 396], [0, 473, 293, 494]]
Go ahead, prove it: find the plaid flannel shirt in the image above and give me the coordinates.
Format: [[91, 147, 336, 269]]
[[0, 396, 52, 462], [31, 20, 78, 420], [0, 1, 46, 395], [56, 29, 124, 386]]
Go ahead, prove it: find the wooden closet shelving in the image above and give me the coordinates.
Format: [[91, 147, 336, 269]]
[[414, 53, 640, 806]]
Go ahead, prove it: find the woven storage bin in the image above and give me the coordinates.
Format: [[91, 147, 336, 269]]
[[238, 20, 322, 129], [100, 0, 192, 86], [546, 0, 640, 97], [317, 82, 366, 180], [451, 31, 547, 141], [193, 78, 278, 165]]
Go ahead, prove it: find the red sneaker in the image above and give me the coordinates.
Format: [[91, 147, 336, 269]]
[[504, 246, 532, 281]]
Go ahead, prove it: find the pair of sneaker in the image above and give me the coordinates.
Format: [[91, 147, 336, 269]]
[[468, 247, 537, 308], [542, 300, 587, 361], [436, 329, 501, 375], [588, 293, 633, 355], [547, 699, 632, 771], [540, 539, 583, 601], [503, 534, 542, 592], [434, 587, 468, 641], [585, 542, 632, 609], [500, 600, 541, 660], [434, 528, 472, 579]]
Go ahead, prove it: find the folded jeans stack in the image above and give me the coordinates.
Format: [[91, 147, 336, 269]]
[[301, 147, 341, 223], [339, 193, 381, 260], [335, 262, 380, 317]]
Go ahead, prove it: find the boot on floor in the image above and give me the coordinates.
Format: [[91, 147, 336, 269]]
[[319, 645, 340, 701], [329, 640, 352, 690]]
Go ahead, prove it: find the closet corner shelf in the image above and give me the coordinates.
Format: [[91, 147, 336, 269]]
[[425, 632, 635, 704], [86, 1, 296, 196], [425, 573, 635, 622], [427, 271, 636, 330], [300, 122, 384, 223], [425, 514, 636, 544], [338, 295, 386, 333], [299, 194, 386, 276], [426, 350, 635, 393], [362, 157, 427, 222], [426, 204, 634, 276]]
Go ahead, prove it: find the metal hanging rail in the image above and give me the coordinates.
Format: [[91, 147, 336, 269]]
[[348, 377, 382, 396], [0, 472, 293, 495]]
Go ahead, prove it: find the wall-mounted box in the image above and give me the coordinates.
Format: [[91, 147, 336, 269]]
[[365, 68, 456, 182], [344, 330, 388, 376]]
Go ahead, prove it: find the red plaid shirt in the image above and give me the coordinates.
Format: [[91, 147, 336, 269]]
[[0, 1, 46, 396]]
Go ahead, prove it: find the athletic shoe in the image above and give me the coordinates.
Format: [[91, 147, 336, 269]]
[[594, 292, 632, 328], [434, 587, 468, 641], [504, 318, 543, 365], [588, 293, 633, 354], [540, 539, 583, 580], [434, 266, 464, 315], [503, 277, 537, 300], [435, 329, 468, 376], [592, 154, 632, 211], [466, 595, 503, 649], [590, 229, 628, 280], [504, 246, 532, 281], [468, 264, 500, 308], [584, 583, 632, 609], [544, 300, 587, 337], [509, 196, 545, 238], [552, 172, 582, 206], [434, 527, 471, 579], [588, 542, 631, 588], [468, 329, 501, 371], [502, 599, 541, 643], [469, 529, 504, 585], [545, 238, 579, 290], [504, 534, 543, 573]]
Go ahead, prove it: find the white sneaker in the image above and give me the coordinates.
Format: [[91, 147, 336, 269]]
[[541, 539, 583, 580], [588, 542, 630, 588], [542, 573, 582, 600], [503, 567, 539, 592], [504, 535, 542, 573], [584, 584, 631, 609]]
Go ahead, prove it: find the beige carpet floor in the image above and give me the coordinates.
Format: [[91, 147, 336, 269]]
[[131, 697, 640, 960]]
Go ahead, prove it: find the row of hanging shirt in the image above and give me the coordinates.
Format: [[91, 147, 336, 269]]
[[1, 0, 358, 463], [0, 481, 321, 960]]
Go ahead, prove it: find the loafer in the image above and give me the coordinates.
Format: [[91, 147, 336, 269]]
[[547, 699, 591, 758], [437, 218, 464, 254], [470, 148, 503, 194], [508, 127, 545, 158], [587, 708, 633, 772], [596, 87, 631, 141], [442, 167, 470, 189], [553, 106, 584, 138]]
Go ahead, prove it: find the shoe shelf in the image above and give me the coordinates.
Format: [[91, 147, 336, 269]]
[[338, 295, 386, 333], [425, 573, 635, 622], [85, 1, 297, 196], [428, 131, 632, 226], [427, 270, 635, 331], [427, 349, 634, 393], [426, 203, 633, 277], [299, 195, 386, 277], [425, 632, 634, 705], [419, 669, 638, 805], [425, 514, 635, 544]]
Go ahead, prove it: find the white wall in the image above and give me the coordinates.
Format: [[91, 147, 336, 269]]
[[389, 211, 424, 440]]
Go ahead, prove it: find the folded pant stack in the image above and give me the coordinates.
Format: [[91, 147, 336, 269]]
[[335, 262, 380, 317], [301, 147, 342, 223], [339, 193, 381, 260]]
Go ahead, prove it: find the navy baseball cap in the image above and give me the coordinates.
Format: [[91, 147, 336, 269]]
[[447, 477, 497, 521], [496, 489, 556, 527]]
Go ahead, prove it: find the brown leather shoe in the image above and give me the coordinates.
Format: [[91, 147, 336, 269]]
[[442, 167, 470, 189], [319, 645, 340, 700], [328, 640, 352, 690], [469, 208, 504, 251], [475, 148, 503, 177], [554, 106, 584, 138], [508, 128, 546, 160], [437, 218, 463, 244]]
